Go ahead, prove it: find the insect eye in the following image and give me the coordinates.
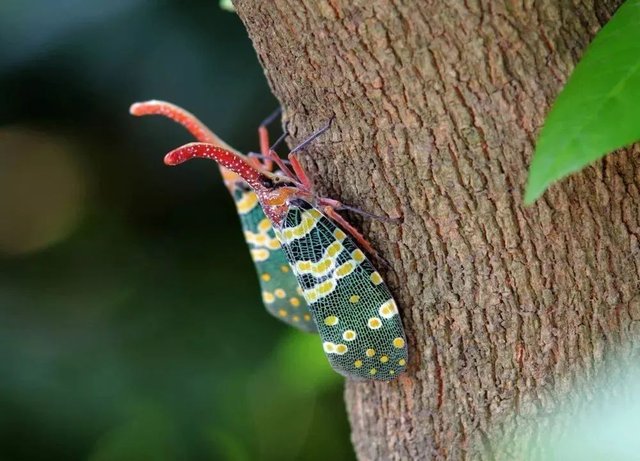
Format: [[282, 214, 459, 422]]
[[262, 176, 297, 189], [259, 176, 275, 188]]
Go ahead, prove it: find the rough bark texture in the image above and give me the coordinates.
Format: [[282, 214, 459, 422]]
[[233, 1, 639, 459]]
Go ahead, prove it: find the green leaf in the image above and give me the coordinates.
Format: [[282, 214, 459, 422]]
[[271, 330, 341, 395], [219, 0, 235, 12], [525, 0, 640, 204]]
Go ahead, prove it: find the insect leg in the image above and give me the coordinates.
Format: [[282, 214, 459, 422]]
[[318, 197, 401, 223], [322, 205, 378, 257], [265, 132, 297, 179], [286, 117, 335, 189], [256, 109, 299, 179], [288, 153, 313, 190], [247, 152, 292, 165], [323, 206, 394, 268], [258, 107, 282, 170]]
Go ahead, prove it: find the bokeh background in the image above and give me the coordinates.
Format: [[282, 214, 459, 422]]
[[0, 1, 352, 459]]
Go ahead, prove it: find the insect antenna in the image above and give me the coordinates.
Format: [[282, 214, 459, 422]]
[[260, 106, 282, 127], [270, 130, 289, 152], [289, 116, 335, 155], [337, 204, 402, 223], [266, 130, 297, 179]]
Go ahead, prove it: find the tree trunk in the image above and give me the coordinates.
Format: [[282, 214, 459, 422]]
[[233, 0, 639, 459]]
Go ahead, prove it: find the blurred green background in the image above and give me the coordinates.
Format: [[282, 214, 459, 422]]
[[0, 1, 352, 459]]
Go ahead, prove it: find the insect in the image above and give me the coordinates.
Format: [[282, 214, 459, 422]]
[[130, 101, 317, 332], [160, 117, 408, 381]]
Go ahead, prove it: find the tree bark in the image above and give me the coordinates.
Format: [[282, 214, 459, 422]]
[[233, 1, 639, 459]]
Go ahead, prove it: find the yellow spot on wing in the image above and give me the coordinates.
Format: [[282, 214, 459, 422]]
[[398, 358, 406, 366], [354, 360, 363, 368], [267, 238, 281, 249], [303, 314, 311, 321], [296, 261, 311, 272], [296, 258, 331, 276], [369, 368, 377, 375], [349, 295, 360, 304], [274, 289, 286, 298], [262, 291, 275, 303], [289, 297, 300, 307], [305, 290, 318, 303], [280, 210, 321, 242], [257, 218, 271, 232], [335, 260, 356, 278], [323, 341, 336, 353], [342, 330, 357, 341], [366, 348, 375, 357], [393, 337, 405, 349], [261, 273, 271, 282], [308, 209, 322, 220], [305, 279, 337, 302], [314, 259, 332, 274], [380, 355, 389, 363], [251, 249, 269, 262], [326, 241, 343, 258], [370, 271, 383, 285], [317, 279, 336, 295], [324, 315, 339, 326], [221, 168, 240, 183], [278, 309, 288, 317], [367, 317, 382, 329], [333, 229, 346, 241], [335, 344, 348, 355], [352, 249, 365, 263], [379, 299, 399, 319], [280, 265, 290, 273], [235, 191, 259, 214]]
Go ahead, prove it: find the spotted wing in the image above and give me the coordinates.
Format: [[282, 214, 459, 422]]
[[233, 188, 316, 332], [276, 200, 408, 380]]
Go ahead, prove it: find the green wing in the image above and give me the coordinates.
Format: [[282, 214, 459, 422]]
[[233, 188, 317, 333], [276, 200, 408, 380]]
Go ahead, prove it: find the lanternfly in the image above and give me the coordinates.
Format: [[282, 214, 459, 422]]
[[132, 102, 408, 380], [130, 101, 316, 332]]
